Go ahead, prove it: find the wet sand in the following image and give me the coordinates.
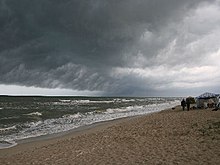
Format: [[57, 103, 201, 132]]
[[0, 106, 220, 164]]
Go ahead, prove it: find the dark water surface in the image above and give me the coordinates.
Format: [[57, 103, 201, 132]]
[[0, 96, 180, 148]]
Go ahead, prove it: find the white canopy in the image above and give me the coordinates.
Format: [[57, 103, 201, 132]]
[[196, 92, 219, 99]]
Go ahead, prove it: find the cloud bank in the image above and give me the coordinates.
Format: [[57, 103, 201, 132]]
[[0, 0, 220, 96]]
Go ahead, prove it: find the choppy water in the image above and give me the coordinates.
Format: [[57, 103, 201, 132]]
[[0, 96, 180, 149]]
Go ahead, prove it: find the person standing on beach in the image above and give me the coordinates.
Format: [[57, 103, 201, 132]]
[[186, 98, 190, 111], [181, 99, 186, 111]]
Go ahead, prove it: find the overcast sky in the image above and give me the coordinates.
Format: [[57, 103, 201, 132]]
[[0, 0, 220, 96]]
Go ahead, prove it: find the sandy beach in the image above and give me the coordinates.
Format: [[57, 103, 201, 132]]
[[0, 106, 220, 165]]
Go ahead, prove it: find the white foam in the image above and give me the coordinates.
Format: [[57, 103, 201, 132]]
[[0, 141, 17, 149], [0, 125, 17, 132], [0, 116, 19, 120], [72, 100, 90, 104], [62, 113, 82, 119], [59, 99, 71, 102], [0, 100, 180, 144], [105, 106, 138, 114], [72, 100, 114, 104], [57, 99, 138, 105], [25, 112, 42, 116]]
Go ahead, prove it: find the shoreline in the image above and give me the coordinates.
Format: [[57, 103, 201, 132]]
[[0, 112, 147, 156], [0, 103, 177, 150], [1, 106, 219, 164], [0, 99, 180, 149]]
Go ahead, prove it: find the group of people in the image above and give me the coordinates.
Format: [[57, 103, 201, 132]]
[[181, 98, 190, 111]]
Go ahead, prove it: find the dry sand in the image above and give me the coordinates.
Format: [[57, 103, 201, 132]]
[[0, 106, 220, 165]]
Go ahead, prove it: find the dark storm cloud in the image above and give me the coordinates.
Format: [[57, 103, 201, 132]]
[[0, 0, 219, 96]]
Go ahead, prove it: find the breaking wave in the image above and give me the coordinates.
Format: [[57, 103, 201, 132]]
[[0, 99, 179, 149]]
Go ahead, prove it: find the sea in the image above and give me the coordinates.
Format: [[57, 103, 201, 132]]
[[0, 96, 180, 149]]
